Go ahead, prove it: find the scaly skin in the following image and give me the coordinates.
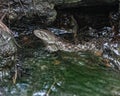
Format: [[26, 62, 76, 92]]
[[34, 29, 103, 54]]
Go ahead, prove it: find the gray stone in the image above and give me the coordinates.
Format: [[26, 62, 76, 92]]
[[55, 0, 118, 7], [0, 0, 118, 24], [0, 22, 17, 68]]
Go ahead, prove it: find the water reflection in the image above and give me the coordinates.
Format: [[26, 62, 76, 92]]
[[0, 48, 120, 96]]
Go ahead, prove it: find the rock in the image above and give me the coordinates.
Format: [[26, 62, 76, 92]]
[[55, 0, 118, 7], [0, 0, 57, 24], [0, 0, 118, 25], [26, 1, 57, 24], [0, 21, 17, 68]]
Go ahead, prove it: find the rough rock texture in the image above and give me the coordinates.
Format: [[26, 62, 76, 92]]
[[55, 0, 118, 7], [0, 0, 118, 24], [0, 0, 57, 24], [0, 21, 17, 68]]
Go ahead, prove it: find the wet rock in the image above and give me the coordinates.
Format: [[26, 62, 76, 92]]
[[28, 1, 57, 24], [0, 0, 57, 24], [103, 42, 120, 70], [55, 0, 118, 7], [0, 0, 118, 25], [0, 87, 6, 96], [0, 22, 17, 68]]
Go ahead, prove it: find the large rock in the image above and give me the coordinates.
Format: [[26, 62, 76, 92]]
[[0, 0, 57, 24], [0, 21, 17, 68], [0, 0, 118, 24], [55, 0, 118, 6]]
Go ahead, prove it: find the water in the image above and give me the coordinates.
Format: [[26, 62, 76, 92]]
[[0, 48, 120, 96], [0, 6, 119, 96]]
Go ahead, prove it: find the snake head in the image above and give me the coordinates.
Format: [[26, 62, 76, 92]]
[[34, 29, 60, 52], [34, 29, 58, 44]]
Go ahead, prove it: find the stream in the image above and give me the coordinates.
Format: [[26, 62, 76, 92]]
[[0, 47, 120, 96], [0, 5, 120, 96]]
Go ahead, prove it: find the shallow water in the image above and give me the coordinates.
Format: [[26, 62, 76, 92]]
[[0, 48, 120, 96], [0, 4, 119, 95]]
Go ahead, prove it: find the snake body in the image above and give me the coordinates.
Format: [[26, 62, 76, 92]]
[[34, 29, 102, 54]]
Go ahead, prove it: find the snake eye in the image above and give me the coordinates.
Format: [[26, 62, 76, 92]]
[[44, 33, 49, 39]]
